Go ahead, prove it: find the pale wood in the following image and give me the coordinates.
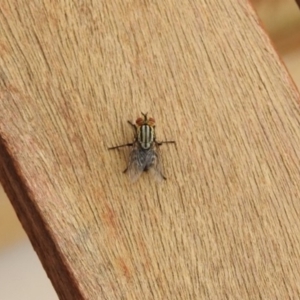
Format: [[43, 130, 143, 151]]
[[1, 0, 300, 299]]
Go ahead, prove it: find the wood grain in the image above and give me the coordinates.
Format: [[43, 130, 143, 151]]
[[1, 0, 300, 299]]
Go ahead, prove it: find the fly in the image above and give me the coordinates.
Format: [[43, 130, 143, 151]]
[[108, 112, 175, 182]]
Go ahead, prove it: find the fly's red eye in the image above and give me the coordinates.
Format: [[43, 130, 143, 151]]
[[136, 117, 144, 126], [148, 117, 155, 126]]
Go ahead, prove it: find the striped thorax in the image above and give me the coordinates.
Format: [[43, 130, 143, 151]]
[[136, 114, 156, 149]]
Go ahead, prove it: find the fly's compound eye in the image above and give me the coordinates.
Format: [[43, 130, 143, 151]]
[[148, 117, 155, 126], [136, 117, 144, 126]]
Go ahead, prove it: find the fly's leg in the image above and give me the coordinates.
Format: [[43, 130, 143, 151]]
[[108, 145, 131, 173], [127, 120, 138, 139], [109, 120, 137, 150], [108, 143, 134, 150], [155, 141, 176, 146], [127, 120, 136, 129]]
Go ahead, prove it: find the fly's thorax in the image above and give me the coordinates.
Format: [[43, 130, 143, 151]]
[[137, 124, 155, 149]]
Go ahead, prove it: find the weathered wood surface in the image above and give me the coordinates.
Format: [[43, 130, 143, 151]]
[[1, 0, 300, 299]]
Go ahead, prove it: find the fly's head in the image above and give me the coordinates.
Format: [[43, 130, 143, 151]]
[[135, 112, 155, 128]]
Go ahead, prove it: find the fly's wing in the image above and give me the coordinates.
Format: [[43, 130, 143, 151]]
[[125, 148, 146, 182], [147, 147, 166, 182]]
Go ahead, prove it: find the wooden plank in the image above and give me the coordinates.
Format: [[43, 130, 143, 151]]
[[1, 0, 300, 298]]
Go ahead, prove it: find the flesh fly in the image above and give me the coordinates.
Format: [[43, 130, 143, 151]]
[[108, 113, 175, 182]]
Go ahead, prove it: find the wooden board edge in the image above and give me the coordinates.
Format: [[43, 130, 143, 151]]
[[0, 135, 85, 300]]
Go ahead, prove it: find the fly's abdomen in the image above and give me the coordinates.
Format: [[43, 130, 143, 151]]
[[138, 124, 155, 149]]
